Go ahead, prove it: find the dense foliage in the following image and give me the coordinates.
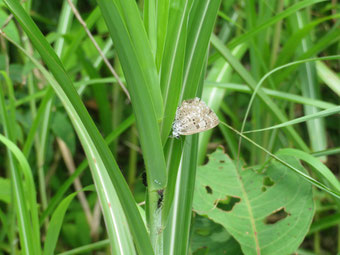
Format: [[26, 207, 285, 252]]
[[0, 0, 339, 254]]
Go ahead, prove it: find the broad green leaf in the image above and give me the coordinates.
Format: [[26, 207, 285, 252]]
[[191, 215, 242, 254], [193, 148, 314, 255], [277, 148, 340, 193], [220, 121, 340, 200]]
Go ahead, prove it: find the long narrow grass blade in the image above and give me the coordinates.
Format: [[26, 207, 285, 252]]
[[143, 0, 157, 56], [181, 0, 221, 100], [43, 186, 94, 255], [114, 0, 163, 120], [164, 135, 199, 255], [294, 11, 327, 157], [97, 0, 166, 191], [155, 0, 169, 69], [159, 0, 192, 143], [316, 61, 340, 97]]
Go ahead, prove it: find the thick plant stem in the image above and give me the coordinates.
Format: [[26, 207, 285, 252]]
[[148, 189, 164, 254]]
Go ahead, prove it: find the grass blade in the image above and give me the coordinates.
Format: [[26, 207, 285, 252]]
[[207, 82, 336, 109], [43, 186, 94, 255], [97, 0, 166, 192], [316, 61, 340, 97], [294, 11, 327, 157], [244, 106, 340, 134]]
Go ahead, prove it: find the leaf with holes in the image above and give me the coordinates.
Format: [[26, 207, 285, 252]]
[[193, 148, 314, 255]]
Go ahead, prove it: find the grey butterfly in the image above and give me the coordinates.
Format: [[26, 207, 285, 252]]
[[172, 97, 219, 138]]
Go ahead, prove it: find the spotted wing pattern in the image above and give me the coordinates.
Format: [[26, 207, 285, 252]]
[[172, 97, 219, 137]]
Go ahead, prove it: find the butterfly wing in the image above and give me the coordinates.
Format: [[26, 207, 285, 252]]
[[174, 98, 219, 136]]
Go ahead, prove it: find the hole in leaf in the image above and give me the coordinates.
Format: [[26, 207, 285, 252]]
[[205, 186, 213, 194], [265, 208, 290, 225], [219, 160, 225, 163], [261, 187, 267, 192], [215, 196, 241, 212], [263, 176, 275, 187]]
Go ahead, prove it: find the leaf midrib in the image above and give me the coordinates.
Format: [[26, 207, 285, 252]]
[[235, 166, 261, 254]]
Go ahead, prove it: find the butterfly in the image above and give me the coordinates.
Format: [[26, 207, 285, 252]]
[[172, 97, 219, 138]]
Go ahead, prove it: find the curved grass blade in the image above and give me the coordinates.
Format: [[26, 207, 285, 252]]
[[277, 148, 340, 193], [56, 240, 110, 255], [206, 82, 336, 110], [316, 61, 340, 97], [43, 186, 95, 255], [244, 106, 340, 134]]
